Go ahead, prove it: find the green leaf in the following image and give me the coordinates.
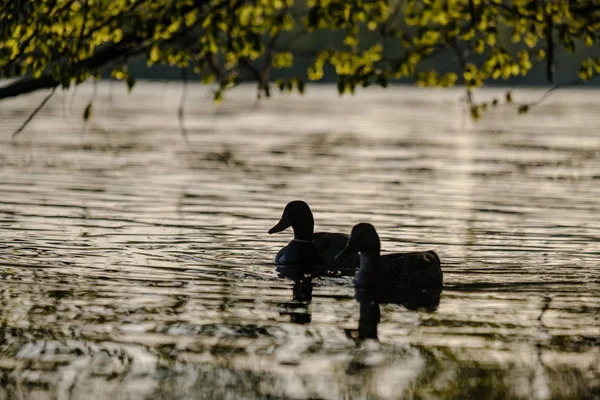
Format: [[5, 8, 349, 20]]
[[112, 67, 127, 80], [149, 46, 160, 63], [126, 75, 136, 92], [337, 79, 345, 94], [376, 73, 388, 88], [276, 79, 285, 91], [214, 90, 223, 105], [297, 79, 305, 94], [470, 106, 480, 121], [83, 103, 93, 121], [272, 52, 293, 68]]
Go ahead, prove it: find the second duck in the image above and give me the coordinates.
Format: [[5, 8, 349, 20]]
[[337, 223, 443, 310]]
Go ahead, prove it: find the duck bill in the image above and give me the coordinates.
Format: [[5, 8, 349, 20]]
[[335, 239, 356, 260], [268, 218, 291, 234]]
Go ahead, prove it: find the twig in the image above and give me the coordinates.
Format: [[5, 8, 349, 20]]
[[468, 0, 478, 28], [90, 78, 97, 104], [239, 57, 261, 81], [205, 52, 224, 82], [12, 87, 57, 137], [537, 295, 551, 325], [451, 39, 473, 105], [69, 85, 79, 111], [516, 74, 600, 108], [82, 79, 97, 130], [178, 68, 191, 146], [546, 8, 554, 83], [258, 31, 281, 97], [75, 0, 90, 60]]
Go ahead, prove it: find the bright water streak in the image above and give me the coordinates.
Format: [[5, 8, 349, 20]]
[[0, 83, 599, 399]]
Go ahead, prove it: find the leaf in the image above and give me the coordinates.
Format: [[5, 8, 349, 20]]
[[297, 79, 305, 94], [337, 79, 345, 94], [112, 68, 126, 80], [126, 75, 136, 92], [308, 64, 324, 81], [376, 73, 388, 88], [276, 79, 285, 91], [536, 49, 546, 60], [149, 46, 160, 63], [272, 52, 293, 68], [83, 103, 93, 121], [518, 105, 529, 114], [470, 105, 480, 121], [214, 90, 223, 105]]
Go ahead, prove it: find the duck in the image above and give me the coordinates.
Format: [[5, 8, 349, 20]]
[[268, 200, 359, 270], [336, 223, 443, 310]]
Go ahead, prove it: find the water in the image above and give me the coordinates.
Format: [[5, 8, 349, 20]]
[[0, 83, 599, 399]]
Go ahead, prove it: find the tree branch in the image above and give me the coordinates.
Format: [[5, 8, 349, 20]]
[[0, 35, 144, 101], [516, 74, 600, 109], [239, 58, 262, 81], [546, 7, 554, 83], [258, 31, 281, 97], [451, 39, 473, 105], [178, 68, 190, 145], [12, 87, 56, 137]]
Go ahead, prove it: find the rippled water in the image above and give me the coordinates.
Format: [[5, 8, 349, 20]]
[[1, 83, 599, 399]]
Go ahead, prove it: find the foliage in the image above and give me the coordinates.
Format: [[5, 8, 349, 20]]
[[1, 0, 600, 121]]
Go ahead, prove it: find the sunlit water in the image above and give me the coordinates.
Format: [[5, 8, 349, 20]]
[[0, 83, 599, 399]]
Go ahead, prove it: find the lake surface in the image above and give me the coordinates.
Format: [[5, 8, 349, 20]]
[[0, 83, 599, 399]]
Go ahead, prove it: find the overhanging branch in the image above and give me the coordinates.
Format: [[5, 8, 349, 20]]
[[0, 34, 145, 101]]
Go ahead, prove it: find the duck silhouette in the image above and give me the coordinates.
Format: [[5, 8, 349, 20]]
[[337, 223, 443, 311], [268, 200, 359, 270], [277, 265, 314, 324]]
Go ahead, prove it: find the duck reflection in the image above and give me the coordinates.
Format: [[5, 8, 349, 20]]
[[351, 270, 441, 341], [355, 283, 380, 340], [277, 265, 314, 324]]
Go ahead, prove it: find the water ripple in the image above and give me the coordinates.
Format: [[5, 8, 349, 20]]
[[1, 84, 599, 399]]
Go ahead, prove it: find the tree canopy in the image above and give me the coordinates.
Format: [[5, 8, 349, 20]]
[[1, 0, 600, 123]]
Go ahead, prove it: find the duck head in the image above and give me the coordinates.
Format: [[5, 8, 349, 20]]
[[336, 223, 381, 259], [269, 200, 315, 241], [337, 223, 382, 293]]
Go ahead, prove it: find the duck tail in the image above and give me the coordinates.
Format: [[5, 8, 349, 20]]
[[428, 250, 441, 265]]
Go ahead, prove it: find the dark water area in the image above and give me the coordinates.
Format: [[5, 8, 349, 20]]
[[0, 83, 599, 399]]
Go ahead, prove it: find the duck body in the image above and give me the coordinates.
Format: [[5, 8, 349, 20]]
[[275, 232, 358, 268], [269, 201, 359, 270], [338, 223, 443, 311], [274, 237, 325, 266]]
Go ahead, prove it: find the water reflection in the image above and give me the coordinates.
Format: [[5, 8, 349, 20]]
[[355, 284, 381, 340], [277, 265, 314, 324], [0, 83, 599, 398], [351, 272, 442, 341]]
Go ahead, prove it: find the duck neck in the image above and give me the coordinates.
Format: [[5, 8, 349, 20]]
[[359, 252, 380, 287], [292, 223, 314, 242]]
